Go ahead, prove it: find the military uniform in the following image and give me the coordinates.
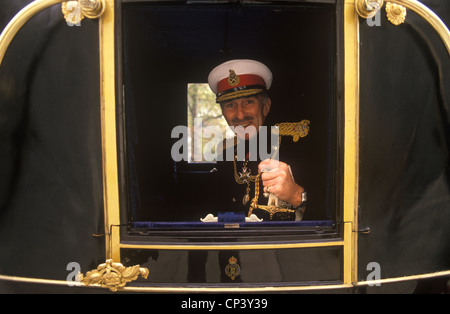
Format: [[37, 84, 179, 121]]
[[209, 137, 305, 221], [206, 59, 308, 221]]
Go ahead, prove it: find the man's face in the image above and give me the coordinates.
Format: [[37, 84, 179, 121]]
[[220, 95, 271, 140]]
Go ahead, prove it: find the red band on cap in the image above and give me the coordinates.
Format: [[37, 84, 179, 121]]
[[217, 74, 266, 93]]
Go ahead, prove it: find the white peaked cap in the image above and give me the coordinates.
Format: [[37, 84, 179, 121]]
[[208, 59, 273, 94]]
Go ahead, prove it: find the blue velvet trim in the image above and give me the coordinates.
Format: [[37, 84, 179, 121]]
[[218, 211, 246, 222], [131, 219, 333, 229]]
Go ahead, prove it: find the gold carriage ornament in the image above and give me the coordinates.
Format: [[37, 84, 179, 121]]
[[247, 120, 310, 220], [356, 0, 407, 26], [80, 259, 149, 292], [61, 0, 106, 26]]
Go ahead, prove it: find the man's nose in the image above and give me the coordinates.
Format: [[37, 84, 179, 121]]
[[235, 103, 245, 120]]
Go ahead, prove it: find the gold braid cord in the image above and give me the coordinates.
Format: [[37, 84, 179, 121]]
[[248, 120, 310, 219], [249, 173, 262, 215], [275, 120, 310, 142]]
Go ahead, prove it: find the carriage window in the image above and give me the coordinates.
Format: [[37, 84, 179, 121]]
[[119, 1, 341, 239]]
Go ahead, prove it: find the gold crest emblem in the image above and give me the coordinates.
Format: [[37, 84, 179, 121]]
[[225, 256, 241, 280], [227, 69, 240, 87]]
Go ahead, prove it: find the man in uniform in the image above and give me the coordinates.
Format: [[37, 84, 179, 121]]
[[207, 59, 307, 221]]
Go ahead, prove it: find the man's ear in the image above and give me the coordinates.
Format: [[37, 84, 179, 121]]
[[263, 97, 271, 117]]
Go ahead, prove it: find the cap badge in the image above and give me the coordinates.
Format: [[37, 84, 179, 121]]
[[227, 69, 240, 87]]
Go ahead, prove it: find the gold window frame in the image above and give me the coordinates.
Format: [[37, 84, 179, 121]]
[[83, 0, 450, 291], [0, 0, 449, 292]]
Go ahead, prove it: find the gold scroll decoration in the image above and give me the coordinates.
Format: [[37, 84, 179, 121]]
[[62, 0, 106, 25], [80, 259, 149, 292], [356, 0, 384, 19]]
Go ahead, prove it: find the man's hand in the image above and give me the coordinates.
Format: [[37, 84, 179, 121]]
[[258, 159, 304, 207]]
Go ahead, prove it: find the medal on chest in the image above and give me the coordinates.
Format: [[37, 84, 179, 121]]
[[234, 156, 258, 205]]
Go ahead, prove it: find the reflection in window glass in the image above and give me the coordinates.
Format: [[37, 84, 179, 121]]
[[187, 83, 232, 163]]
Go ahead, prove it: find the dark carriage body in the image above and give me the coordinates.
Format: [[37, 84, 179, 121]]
[[0, 0, 449, 294]]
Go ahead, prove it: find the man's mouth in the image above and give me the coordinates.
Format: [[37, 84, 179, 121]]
[[233, 119, 258, 140], [241, 121, 252, 128], [234, 120, 253, 128]]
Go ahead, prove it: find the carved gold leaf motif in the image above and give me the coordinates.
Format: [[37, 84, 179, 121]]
[[80, 259, 149, 292], [386, 2, 407, 25]]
